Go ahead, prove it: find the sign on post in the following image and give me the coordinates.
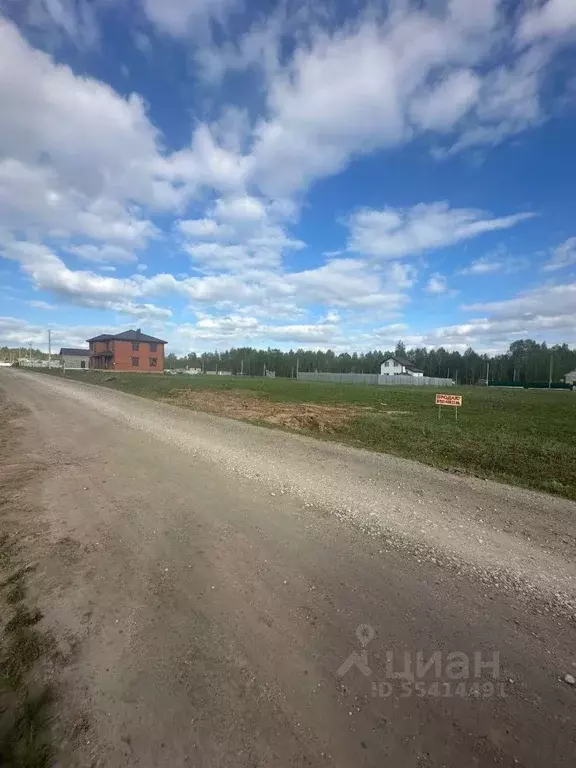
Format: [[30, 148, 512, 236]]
[[435, 393, 462, 421]]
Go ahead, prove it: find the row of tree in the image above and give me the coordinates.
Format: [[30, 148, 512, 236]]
[[164, 339, 576, 384], [0, 346, 47, 362]]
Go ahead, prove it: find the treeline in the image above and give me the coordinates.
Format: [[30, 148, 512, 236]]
[[165, 339, 576, 384], [0, 346, 48, 362]]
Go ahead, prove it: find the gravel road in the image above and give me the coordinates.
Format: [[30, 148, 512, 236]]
[[1, 369, 575, 767]]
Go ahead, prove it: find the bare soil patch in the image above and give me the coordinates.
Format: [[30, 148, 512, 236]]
[[0, 396, 55, 767], [162, 388, 366, 432]]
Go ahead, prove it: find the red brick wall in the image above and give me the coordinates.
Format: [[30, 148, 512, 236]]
[[112, 340, 165, 372], [91, 340, 113, 355]]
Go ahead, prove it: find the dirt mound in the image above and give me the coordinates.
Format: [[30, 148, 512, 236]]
[[162, 389, 363, 433]]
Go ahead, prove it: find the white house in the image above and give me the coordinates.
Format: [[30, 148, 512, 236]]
[[564, 369, 576, 385], [59, 348, 90, 369], [380, 355, 424, 377]]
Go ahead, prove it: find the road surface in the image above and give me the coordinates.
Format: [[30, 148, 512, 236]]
[[1, 369, 575, 767]]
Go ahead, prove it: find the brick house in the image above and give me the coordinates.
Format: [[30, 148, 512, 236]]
[[87, 329, 167, 372]]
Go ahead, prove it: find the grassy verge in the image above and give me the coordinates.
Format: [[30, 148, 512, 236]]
[[33, 369, 576, 500]]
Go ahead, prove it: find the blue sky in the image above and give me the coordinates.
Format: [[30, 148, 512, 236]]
[[1, 0, 576, 355]]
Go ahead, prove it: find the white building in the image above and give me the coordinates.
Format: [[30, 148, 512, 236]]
[[59, 348, 90, 369], [564, 369, 576, 385], [380, 356, 424, 378]]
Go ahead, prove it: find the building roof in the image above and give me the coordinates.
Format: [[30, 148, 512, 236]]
[[59, 348, 90, 356], [382, 355, 424, 374], [86, 329, 167, 344]]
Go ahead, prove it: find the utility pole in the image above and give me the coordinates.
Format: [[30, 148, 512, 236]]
[[296, 357, 299, 379], [549, 354, 553, 389], [486, 361, 490, 386], [29, 341, 32, 364], [240, 358, 244, 376], [48, 329, 52, 369]]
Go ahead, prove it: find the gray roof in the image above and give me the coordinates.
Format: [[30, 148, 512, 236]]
[[382, 355, 424, 373], [86, 329, 167, 344], [59, 348, 90, 356]]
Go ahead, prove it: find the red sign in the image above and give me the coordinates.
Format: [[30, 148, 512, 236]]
[[436, 393, 462, 407]]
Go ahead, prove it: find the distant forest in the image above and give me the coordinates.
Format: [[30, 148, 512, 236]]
[[165, 339, 576, 384]]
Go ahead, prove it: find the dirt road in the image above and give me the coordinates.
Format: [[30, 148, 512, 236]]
[[1, 369, 575, 767]]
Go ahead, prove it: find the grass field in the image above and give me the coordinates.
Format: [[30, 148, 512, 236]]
[[33, 368, 576, 500]]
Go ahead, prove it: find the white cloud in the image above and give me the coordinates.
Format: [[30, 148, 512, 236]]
[[0, 159, 158, 246], [424, 273, 449, 295], [172, 312, 341, 346], [178, 194, 304, 274], [179, 218, 222, 238], [4, 235, 413, 323], [459, 249, 529, 275], [445, 47, 546, 153], [141, 0, 239, 37], [185, 242, 280, 271], [214, 195, 267, 222], [21, 0, 101, 48], [160, 123, 252, 196], [0, 17, 183, 258], [67, 244, 138, 264], [459, 256, 502, 275], [410, 69, 481, 131], [518, 0, 576, 44], [248, 2, 545, 196], [27, 300, 56, 310], [4, 241, 171, 318], [542, 237, 576, 271], [464, 281, 576, 321], [348, 202, 533, 260]]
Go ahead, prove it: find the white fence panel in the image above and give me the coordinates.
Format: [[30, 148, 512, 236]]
[[297, 372, 454, 387]]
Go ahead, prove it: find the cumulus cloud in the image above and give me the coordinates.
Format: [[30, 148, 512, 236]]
[[347, 202, 533, 260], [424, 273, 449, 295], [518, 0, 576, 44], [178, 194, 305, 273], [4, 241, 171, 318], [245, 0, 567, 196]]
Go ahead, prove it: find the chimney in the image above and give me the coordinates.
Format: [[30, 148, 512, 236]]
[[136, 328, 141, 336]]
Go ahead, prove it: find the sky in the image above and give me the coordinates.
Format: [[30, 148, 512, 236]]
[[1, 0, 576, 356]]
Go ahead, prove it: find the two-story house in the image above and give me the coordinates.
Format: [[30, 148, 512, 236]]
[[87, 329, 167, 372], [380, 355, 424, 377]]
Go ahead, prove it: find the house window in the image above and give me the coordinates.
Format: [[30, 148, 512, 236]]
[[149, 343, 157, 352], [132, 341, 139, 351], [149, 357, 157, 367], [385, 360, 390, 367], [131, 357, 139, 367]]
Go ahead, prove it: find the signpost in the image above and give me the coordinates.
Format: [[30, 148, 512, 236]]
[[436, 393, 462, 421]]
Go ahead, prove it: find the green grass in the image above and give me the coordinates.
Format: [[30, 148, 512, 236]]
[[35, 369, 576, 500]]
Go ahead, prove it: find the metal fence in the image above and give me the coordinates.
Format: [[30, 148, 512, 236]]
[[297, 372, 454, 387], [378, 375, 454, 386], [298, 372, 378, 385]]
